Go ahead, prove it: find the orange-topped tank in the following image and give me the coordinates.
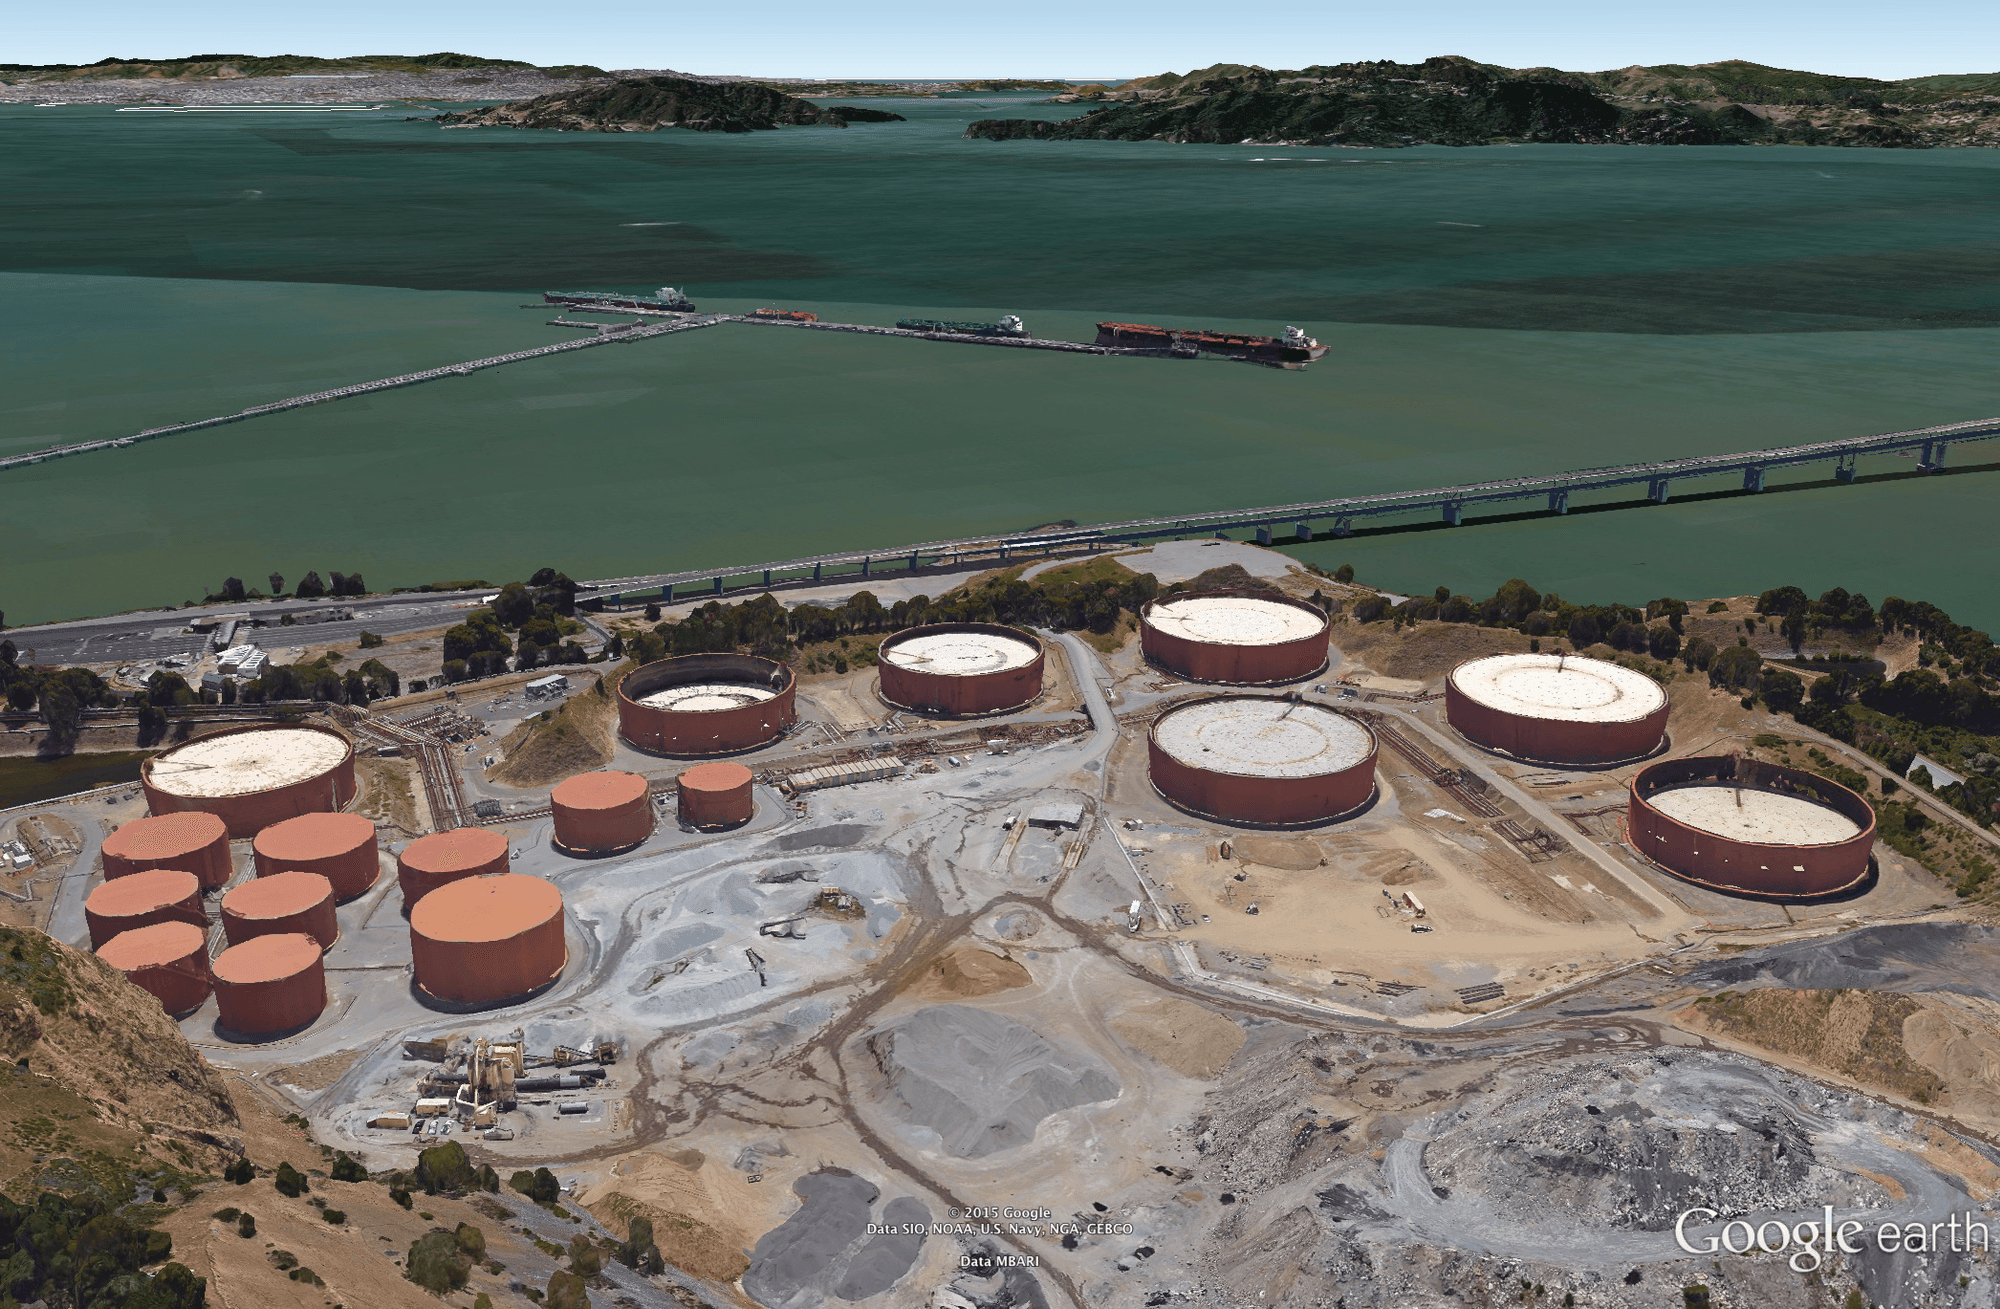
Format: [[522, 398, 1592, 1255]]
[[409, 873, 566, 1005], [96, 920, 212, 1016], [397, 827, 510, 909], [676, 762, 754, 827], [84, 868, 205, 949], [550, 771, 652, 852], [101, 812, 231, 889], [252, 811, 379, 900], [221, 870, 338, 951], [212, 933, 326, 1036]]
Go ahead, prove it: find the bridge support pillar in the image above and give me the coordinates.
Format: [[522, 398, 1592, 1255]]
[[763, 569, 772, 587], [1648, 478, 1669, 504], [1742, 466, 1765, 493], [712, 576, 723, 595], [1834, 456, 1856, 484], [1548, 490, 1568, 515], [812, 562, 821, 581], [1333, 518, 1353, 538], [1442, 501, 1463, 526], [1255, 526, 1272, 546], [663, 584, 674, 604], [862, 557, 871, 577], [1296, 520, 1312, 542], [1920, 440, 1947, 472], [909, 551, 920, 572], [1213, 530, 1230, 540]]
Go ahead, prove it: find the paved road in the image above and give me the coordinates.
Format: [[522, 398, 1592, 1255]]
[[7, 590, 492, 666]]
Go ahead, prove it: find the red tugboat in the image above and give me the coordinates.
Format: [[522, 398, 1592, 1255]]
[[1094, 321, 1328, 368]]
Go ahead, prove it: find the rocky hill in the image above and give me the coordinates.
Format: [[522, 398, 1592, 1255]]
[[970, 55, 2000, 148], [434, 75, 850, 132]]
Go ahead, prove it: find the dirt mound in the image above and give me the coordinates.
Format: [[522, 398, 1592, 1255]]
[[1679, 988, 1949, 1106], [1109, 998, 1245, 1079], [490, 672, 617, 787], [904, 947, 1031, 1000], [1232, 836, 1323, 871], [1331, 619, 1532, 682]]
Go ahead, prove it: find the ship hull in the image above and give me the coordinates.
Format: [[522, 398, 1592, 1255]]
[[1094, 322, 1326, 367]]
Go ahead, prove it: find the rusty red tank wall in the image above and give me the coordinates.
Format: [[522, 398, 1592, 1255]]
[[876, 623, 1046, 716], [84, 868, 206, 949], [1146, 733, 1378, 827], [212, 934, 326, 1036], [617, 655, 797, 756], [677, 762, 754, 827], [551, 771, 653, 851], [96, 921, 212, 1016], [101, 812, 232, 889], [1445, 679, 1670, 766], [409, 874, 566, 1005], [251, 811, 379, 900], [221, 871, 339, 951], [1627, 757, 1876, 899], [397, 827, 511, 908], [1139, 591, 1331, 685], [142, 723, 356, 838]]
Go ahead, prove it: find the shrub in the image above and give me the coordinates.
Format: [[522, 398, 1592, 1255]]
[[224, 1157, 255, 1185], [330, 1152, 367, 1183], [567, 1233, 602, 1277], [391, 1186, 413, 1209], [414, 1141, 482, 1195], [455, 1223, 487, 1261], [237, 1213, 256, 1238], [510, 1167, 561, 1204], [546, 1270, 590, 1309], [405, 1230, 474, 1295], [274, 1162, 308, 1197], [320, 1209, 346, 1224], [617, 1215, 661, 1273]]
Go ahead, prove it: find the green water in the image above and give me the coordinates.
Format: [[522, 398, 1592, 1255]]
[[0, 752, 148, 809], [4, 97, 1998, 629]]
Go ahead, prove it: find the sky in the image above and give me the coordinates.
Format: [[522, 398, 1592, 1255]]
[[10, 0, 1998, 80]]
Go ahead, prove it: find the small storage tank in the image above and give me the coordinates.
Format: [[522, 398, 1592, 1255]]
[[677, 761, 755, 827], [877, 623, 1045, 716], [221, 870, 338, 951], [251, 811, 379, 900], [84, 868, 205, 949], [212, 933, 326, 1036], [397, 826, 511, 909], [1448, 652, 1670, 766], [1148, 695, 1377, 826], [551, 771, 653, 852], [409, 873, 566, 1006], [100, 811, 232, 889], [617, 654, 797, 755], [95, 920, 212, 1016], [142, 723, 356, 837], [1140, 591, 1331, 685], [1629, 755, 1876, 899]]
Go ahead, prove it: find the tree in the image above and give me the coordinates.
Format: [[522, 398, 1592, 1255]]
[[1490, 578, 1541, 623], [1333, 564, 1355, 584], [1434, 585, 1451, 604], [1567, 614, 1602, 649], [510, 1168, 561, 1204], [330, 1152, 367, 1183], [492, 583, 535, 627], [329, 572, 350, 597], [1647, 625, 1681, 661], [567, 1233, 602, 1277], [1781, 610, 1807, 652], [295, 571, 326, 599], [0, 640, 13, 666], [1758, 667, 1804, 712], [268, 573, 284, 595], [404, 1230, 473, 1294], [343, 572, 366, 596], [359, 630, 384, 648], [36, 682, 81, 756], [616, 1216, 661, 1273], [1710, 644, 1763, 692], [546, 1270, 590, 1309], [644, 602, 662, 622], [219, 577, 246, 603], [274, 1162, 308, 1197]]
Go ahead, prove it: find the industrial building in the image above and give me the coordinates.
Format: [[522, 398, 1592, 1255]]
[[1140, 592, 1331, 685], [1447, 652, 1670, 766], [551, 771, 653, 852], [100, 811, 232, 889], [212, 933, 326, 1037], [398, 826, 511, 908], [409, 874, 566, 1006], [221, 871, 339, 951], [142, 723, 356, 837], [1148, 696, 1377, 826], [83, 868, 205, 949], [251, 810, 379, 900], [95, 920, 212, 1016], [676, 762, 755, 828], [1628, 755, 1876, 898], [617, 654, 796, 755], [524, 674, 570, 701], [876, 623, 1045, 716]]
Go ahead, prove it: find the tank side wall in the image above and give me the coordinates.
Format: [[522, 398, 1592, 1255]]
[[552, 797, 655, 852], [142, 726, 357, 838], [397, 849, 510, 909], [222, 898, 339, 951], [1148, 739, 1375, 825], [85, 890, 207, 949], [252, 842, 379, 900], [678, 781, 754, 827], [617, 658, 797, 755], [1447, 682, 1668, 765], [216, 964, 327, 1035], [1628, 791, 1873, 896], [877, 627, 1046, 715], [103, 831, 233, 889], [118, 958, 212, 1017], [412, 916, 566, 1004]]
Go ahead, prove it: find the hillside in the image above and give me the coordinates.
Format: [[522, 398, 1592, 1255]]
[[975, 55, 2000, 148], [434, 74, 847, 132]]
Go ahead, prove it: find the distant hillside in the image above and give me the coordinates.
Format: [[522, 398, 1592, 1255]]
[[0, 51, 577, 79], [434, 75, 848, 132], [975, 56, 2000, 149]]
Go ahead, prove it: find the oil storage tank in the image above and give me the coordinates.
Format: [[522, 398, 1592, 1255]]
[[551, 771, 653, 852], [1447, 652, 1669, 766], [409, 873, 565, 1006], [95, 920, 211, 1016], [84, 868, 205, 949], [1140, 591, 1330, 685], [397, 827, 510, 909], [1628, 755, 1875, 899], [251, 811, 379, 900], [221, 870, 338, 951], [618, 654, 796, 755], [101, 811, 232, 889], [1148, 696, 1377, 826], [877, 623, 1044, 715], [212, 933, 326, 1036], [677, 761, 754, 828], [142, 723, 355, 837]]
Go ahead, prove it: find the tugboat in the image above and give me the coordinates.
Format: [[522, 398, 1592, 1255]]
[[543, 286, 696, 313], [895, 314, 1029, 337], [1094, 321, 1328, 368]]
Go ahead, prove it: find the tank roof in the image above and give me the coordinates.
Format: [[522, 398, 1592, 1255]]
[[252, 810, 375, 859], [552, 771, 648, 810], [410, 873, 563, 943], [86, 868, 200, 916], [97, 919, 207, 969], [1649, 786, 1863, 846], [400, 826, 508, 873], [1153, 698, 1373, 778], [636, 683, 777, 712], [148, 726, 349, 798], [1451, 653, 1666, 723], [882, 629, 1039, 675], [222, 870, 333, 919], [213, 932, 320, 984], [1146, 595, 1325, 646], [680, 762, 753, 792], [102, 812, 227, 859]]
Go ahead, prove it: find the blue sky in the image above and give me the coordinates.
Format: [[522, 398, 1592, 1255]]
[[12, 0, 1997, 80]]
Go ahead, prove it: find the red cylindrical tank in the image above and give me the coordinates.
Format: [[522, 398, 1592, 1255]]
[[677, 762, 754, 827], [221, 870, 338, 951], [617, 654, 797, 755], [96, 920, 212, 1016], [1147, 696, 1377, 826], [1628, 756, 1876, 899], [551, 771, 653, 852], [409, 873, 566, 1006], [141, 723, 356, 837], [84, 868, 205, 949], [397, 827, 511, 909], [877, 623, 1045, 716], [251, 811, 379, 900], [1139, 591, 1331, 685], [101, 812, 232, 889], [212, 933, 326, 1036], [1446, 653, 1671, 766]]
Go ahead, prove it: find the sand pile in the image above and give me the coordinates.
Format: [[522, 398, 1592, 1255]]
[[1109, 997, 1245, 1079], [905, 947, 1031, 1001], [581, 1149, 752, 1284], [1231, 836, 1323, 871]]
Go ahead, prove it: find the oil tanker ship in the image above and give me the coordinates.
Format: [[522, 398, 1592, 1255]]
[[1094, 322, 1327, 367], [544, 286, 696, 312], [895, 315, 1029, 337]]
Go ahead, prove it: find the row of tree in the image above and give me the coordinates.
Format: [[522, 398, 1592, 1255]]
[[208, 570, 368, 603]]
